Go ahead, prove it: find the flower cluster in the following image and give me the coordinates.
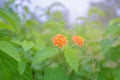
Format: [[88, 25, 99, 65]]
[[53, 34, 84, 48], [72, 35, 84, 47], [53, 34, 67, 48]]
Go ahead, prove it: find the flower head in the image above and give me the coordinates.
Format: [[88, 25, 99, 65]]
[[72, 35, 84, 46], [53, 34, 67, 48]]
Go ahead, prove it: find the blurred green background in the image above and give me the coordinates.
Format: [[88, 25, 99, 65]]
[[0, 0, 120, 80]]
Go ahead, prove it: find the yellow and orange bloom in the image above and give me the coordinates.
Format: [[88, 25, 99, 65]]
[[72, 35, 84, 47], [53, 34, 67, 48]]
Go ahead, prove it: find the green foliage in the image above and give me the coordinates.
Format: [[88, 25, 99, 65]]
[[96, 71, 107, 80], [18, 57, 27, 75], [100, 39, 113, 53], [105, 25, 120, 36], [105, 18, 120, 36], [0, 51, 18, 80], [21, 40, 34, 52], [44, 67, 67, 80], [105, 46, 120, 61], [32, 47, 58, 66], [114, 68, 120, 80], [109, 18, 120, 26], [0, 41, 20, 62], [0, 51, 32, 80], [0, 20, 15, 32], [88, 7, 105, 17], [19, 65, 32, 80], [0, 5, 120, 80], [0, 9, 20, 31], [65, 48, 79, 72]]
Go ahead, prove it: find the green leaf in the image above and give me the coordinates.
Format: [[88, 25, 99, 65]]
[[114, 68, 120, 80], [21, 40, 34, 51], [18, 57, 27, 75], [0, 20, 15, 31], [109, 18, 120, 26], [0, 51, 18, 80], [0, 41, 20, 62], [24, 6, 29, 13], [65, 49, 79, 72], [90, 71, 107, 80], [105, 25, 120, 36], [44, 67, 67, 80], [88, 7, 105, 17], [97, 71, 107, 80], [91, 20, 102, 27], [18, 65, 32, 80], [52, 11, 64, 20], [0, 8, 20, 32], [105, 46, 120, 61], [32, 47, 58, 65], [100, 39, 113, 54]]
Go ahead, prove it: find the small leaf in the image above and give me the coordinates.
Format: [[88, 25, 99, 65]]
[[91, 20, 102, 27], [0, 20, 15, 31], [114, 68, 120, 80], [109, 18, 120, 26], [18, 65, 32, 80], [0, 51, 18, 80], [24, 6, 29, 13], [105, 25, 120, 36], [18, 57, 27, 75], [88, 7, 105, 17], [90, 71, 107, 80], [97, 71, 107, 80], [32, 47, 58, 65], [100, 39, 113, 54], [0, 8, 20, 31], [65, 49, 79, 72], [44, 67, 67, 80], [105, 46, 120, 61], [21, 40, 34, 51], [0, 41, 20, 62]]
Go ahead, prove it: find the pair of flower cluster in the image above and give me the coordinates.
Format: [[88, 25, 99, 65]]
[[53, 34, 84, 48]]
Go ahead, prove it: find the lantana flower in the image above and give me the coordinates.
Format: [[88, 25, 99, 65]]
[[72, 35, 84, 47], [53, 34, 67, 48]]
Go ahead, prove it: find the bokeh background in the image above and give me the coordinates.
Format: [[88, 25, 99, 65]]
[[0, 0, 120, 25], [0, 0, 120, 80]]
